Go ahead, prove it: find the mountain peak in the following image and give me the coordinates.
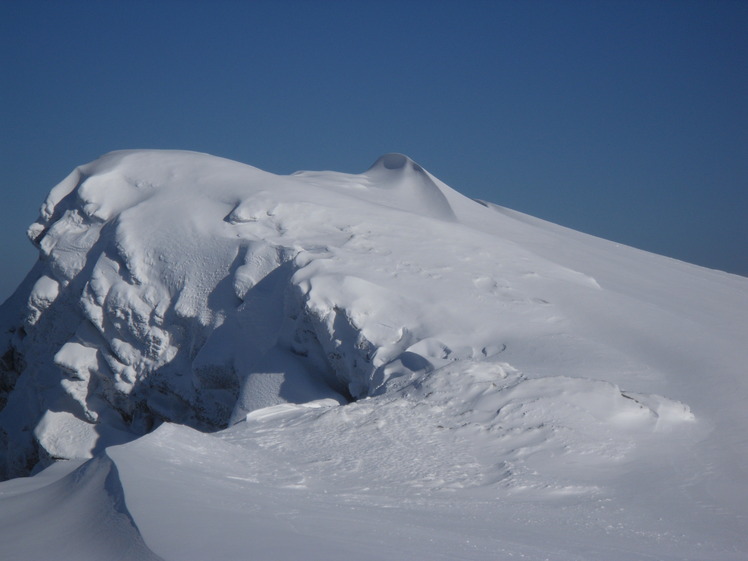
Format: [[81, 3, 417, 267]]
[[1, 151, 747, 559]]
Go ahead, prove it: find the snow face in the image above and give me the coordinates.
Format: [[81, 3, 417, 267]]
[[1, 150, 747, 560]]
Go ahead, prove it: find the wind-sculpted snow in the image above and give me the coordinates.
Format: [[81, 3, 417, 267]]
[[1, 150, 747, 560], [0, 150, 690, 478], [0, 454, 162, 561]]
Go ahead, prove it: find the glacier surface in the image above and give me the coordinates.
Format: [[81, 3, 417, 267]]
[[0, 150, 747, 560]]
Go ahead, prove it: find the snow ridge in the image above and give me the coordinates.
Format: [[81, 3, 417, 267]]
[[0, 453, 162, 561]]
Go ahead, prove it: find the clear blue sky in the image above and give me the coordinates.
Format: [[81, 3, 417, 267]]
[[2, 0, 746, 302]]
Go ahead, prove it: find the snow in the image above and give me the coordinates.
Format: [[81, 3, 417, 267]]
[[1, 150, 747, 560]]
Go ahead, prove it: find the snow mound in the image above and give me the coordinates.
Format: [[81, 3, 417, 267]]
[[291, 152, 458, 221], [360, 152, 458, 220]]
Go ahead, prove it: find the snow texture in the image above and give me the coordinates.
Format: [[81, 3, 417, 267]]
[[1, 150, 747, 560]]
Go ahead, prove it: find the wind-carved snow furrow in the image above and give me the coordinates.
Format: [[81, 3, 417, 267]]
[[215, 356, 694, 505]]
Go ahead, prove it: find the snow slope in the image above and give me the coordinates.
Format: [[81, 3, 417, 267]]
[[0, 150, 746, 560]]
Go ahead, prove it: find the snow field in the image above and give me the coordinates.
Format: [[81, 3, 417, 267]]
[[0, 150, 746, 559]]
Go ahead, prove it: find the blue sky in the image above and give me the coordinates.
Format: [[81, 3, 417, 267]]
[[1, 0, 746, 301]]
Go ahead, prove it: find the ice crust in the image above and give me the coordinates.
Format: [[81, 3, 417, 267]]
[[1, 150, 747, 560]]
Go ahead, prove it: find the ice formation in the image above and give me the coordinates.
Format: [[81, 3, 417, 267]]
[[1, 151, 746, 560]]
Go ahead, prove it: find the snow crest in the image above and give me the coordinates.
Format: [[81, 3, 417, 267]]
[[0, 150, 697, 480]]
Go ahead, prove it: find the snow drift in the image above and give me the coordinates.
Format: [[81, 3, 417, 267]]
[[1, 150, 747, 560]]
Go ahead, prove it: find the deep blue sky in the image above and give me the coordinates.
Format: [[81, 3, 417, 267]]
[[2, 0, 746, 302]]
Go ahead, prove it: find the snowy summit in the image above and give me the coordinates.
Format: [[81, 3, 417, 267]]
[[1, 150, 747, 560]]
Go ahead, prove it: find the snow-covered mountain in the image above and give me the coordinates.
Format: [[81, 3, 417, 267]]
[[1, 150, 746, 560]]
